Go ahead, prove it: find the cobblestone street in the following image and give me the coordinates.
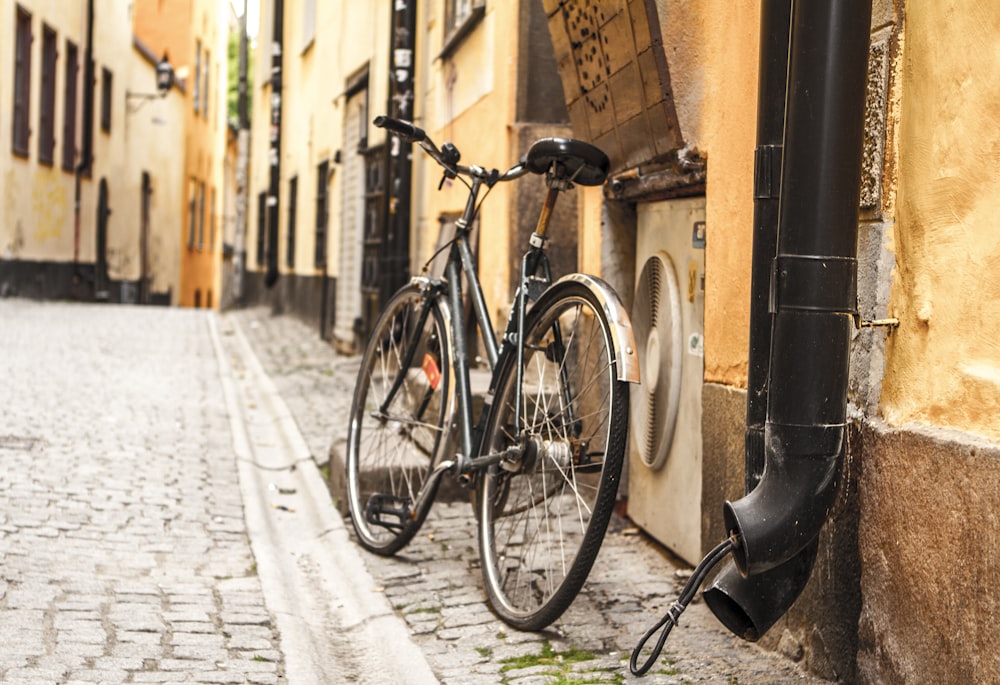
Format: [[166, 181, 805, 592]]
[[230, 306, 833, 685], [0, 301, 282, 684], [0, 300, 833, 684]]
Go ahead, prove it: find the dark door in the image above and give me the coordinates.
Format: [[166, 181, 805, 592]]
[[95, 177, 110, 300], [360, 145, 385, 337], [139, 172, 152, 304]]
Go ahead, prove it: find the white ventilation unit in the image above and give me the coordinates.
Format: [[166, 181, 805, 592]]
[[627, 197, 705, 565], [631, 252, 684, 471]]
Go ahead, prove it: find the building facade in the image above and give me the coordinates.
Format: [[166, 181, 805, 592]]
[[133, 0, 229, 308], [543, 1, 1000, 683], [243, 0, 569, 347], [0, 0, 186, 303], [0, 0, 229, 307], [244, 1, 1000, 682]]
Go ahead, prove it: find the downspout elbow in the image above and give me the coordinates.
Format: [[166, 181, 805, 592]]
[[724, 422, 844, 577]]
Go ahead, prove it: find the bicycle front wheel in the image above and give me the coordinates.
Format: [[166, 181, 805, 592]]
[[345, 284, 452, 556], [478, 280, 628, 630]]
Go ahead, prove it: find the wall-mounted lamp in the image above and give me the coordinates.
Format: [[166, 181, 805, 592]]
[[127, 52, 175, 112]]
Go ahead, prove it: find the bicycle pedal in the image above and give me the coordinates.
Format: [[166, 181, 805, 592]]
[[364, 493, 412, 531]]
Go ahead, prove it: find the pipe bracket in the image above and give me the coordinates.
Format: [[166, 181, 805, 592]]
[[769, 254, 857, 315]]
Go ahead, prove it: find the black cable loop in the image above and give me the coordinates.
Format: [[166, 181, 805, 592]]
[[629, 536, 737, 677]]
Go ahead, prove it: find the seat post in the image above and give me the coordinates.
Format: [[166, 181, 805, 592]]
[[533, 185, 562, 241]]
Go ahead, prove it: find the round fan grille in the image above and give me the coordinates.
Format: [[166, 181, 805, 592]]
[[629, 252, 683, 470]]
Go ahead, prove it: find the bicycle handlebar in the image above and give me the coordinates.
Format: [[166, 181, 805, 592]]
[[373, 115, 426, 143], [374, 114, 525, 187]]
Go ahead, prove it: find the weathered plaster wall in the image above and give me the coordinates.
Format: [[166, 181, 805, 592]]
[[0, 0, 86, 264], [858, 421, 1000, 684], [881, 0, 1000, 442], [659, 1, 760, 388], [419, 2, 519, 323]]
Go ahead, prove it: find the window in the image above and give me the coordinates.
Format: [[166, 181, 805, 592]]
[[198, 181, 206, 249], [100, 67, 112, 133], [187, 178, 198, 248], [210, 186, 217, 250], [38, 24, 57, 165], [256, 192, 266, 266], [286, 175, 298, 268], [203, 50, 210, 119], [62, 39, 78, 171], [302, 0, 316, 51], [12, 5, 33, 157], [447, 0, 475, 29], [442, 0, 485, 58], [193, 40, 201, 113], [314, 160, 329, 268]]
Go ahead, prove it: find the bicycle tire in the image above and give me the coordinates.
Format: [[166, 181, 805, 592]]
[[478, 280, 628, 630], [345, 283, 452, 555]]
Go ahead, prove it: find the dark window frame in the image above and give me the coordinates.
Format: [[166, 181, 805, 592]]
[[210, 186, 217, 250], [256, 192, 267, 267], [203, 49, 210, 120], [314, 160, 329, 268], [62, 39, 79, 172], [12, 5, 33, 157], [197, 180, 206, 250], [187, 178, 198, 249], [441, 0, 485, 60], [38, 23, 57, 165], [100, 66, 112, 133], [193, 40, 201, 114]]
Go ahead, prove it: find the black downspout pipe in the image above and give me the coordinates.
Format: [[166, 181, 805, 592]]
[[722, 0, 871, 579], [265, 0, 284, 288], [744, 0, 791, 493], [382, 0, 417, 305], [631, 2, 871, 672], [702, 0, 821, 642]]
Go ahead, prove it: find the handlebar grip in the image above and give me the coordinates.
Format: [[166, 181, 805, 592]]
[[373, 115, 426, 143]]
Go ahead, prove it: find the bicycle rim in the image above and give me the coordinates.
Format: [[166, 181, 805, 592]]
[[479, 285, 627, 630], [346, 287, 451, 555]]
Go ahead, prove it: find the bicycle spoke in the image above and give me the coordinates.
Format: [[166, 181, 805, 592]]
[[345, 287, 451, 555]]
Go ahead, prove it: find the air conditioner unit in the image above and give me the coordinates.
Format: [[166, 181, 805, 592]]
[[627, 197, 705, 565]]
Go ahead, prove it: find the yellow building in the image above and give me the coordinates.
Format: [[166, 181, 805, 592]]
[[134, 0, 229, 308], [0, 0, 227, 306], [544, 1, 1000, 683], [244, 1, 1000, 682], [244, 0, 571, 346]]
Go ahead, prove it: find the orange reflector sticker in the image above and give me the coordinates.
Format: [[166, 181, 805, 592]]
[[422, 354, 441, 390]]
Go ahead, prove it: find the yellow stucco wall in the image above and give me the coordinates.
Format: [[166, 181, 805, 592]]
[[880, 0, 1000, 442], [248, 0, 390, 279], [121, 61, 187, 301], [660, 1, 760, 388], [417, 2, 519, 322], [0, 0, 86, 263]]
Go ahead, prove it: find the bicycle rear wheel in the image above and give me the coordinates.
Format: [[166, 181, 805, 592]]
[[478, 280, 628, 630], [345, 284, 451, 555]]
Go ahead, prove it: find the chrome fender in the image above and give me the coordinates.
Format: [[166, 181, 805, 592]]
[[541, 273, 640, 384]]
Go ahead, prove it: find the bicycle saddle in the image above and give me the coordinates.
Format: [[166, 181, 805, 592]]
[[523, 138, 610, 187]]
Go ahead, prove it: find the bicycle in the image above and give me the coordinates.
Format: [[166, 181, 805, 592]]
[[343, 115, 640, 631]]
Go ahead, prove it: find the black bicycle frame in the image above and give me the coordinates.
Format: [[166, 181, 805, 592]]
[[376, 169, 578, 483]]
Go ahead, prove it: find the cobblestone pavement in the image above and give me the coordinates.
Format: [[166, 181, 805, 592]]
[[232, 307, 833, 685], [0, 301, 283, 684]]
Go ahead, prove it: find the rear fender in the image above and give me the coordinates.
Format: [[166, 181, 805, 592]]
[[537, 273, 640, 384]]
